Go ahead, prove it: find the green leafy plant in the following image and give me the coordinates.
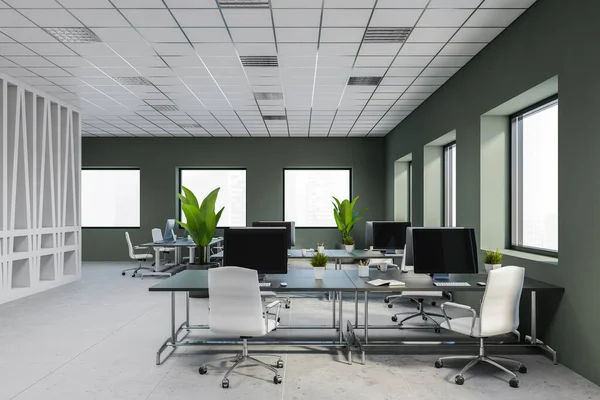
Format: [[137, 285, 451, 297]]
[[484, 249, 503, 264], [176, 186, 224, 263], [342, 236, 355, 245], [332, 196, 366, 241], [310, 252, 328, 268]]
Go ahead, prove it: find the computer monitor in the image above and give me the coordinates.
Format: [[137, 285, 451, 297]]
[[365, 221, 411, 254], [251, 221, 295, 249], [223, 227, 288, 276], [163, 219, 175, 241], [411, 227, 479, 280]]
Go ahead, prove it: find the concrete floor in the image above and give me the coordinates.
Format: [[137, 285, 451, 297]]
[[0, 262, 599, 400]]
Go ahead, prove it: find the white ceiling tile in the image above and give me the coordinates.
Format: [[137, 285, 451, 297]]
[[320, 28, 364, 42], [29, 67, 71, 77], [223, 9, 273, 27], [413, 76, 448, 85], [194, 43, 238, 57], [70, 9, 130, 27], [120, 9, 177, 27], [354, 56, 394, 67], [109, 42, 157, 56], [92, 28, 146, 43], [20, 9, 83, 27], [0, 28, 57, 42], [46, 56, 89, 67], [273, 9, 322, 27], [325, 0, 376, 7], [230, 28, 274, 43], [186, 28, 231, 42], [392, 55, 433, 67], [465, 9, 525, 27], [376, 0, 428, 7], [171, 9, 225, 27], [112, 0, 166, 7], [420, 66, 460, 77], [25, 43, 76, 56], [152, 43, 196, 56], [164, 0, 218, 7], [358, 43, 402, 56], [429, 55, 472, 67], [322, 9, 372, 27], [380, 76, 414, 86], [57, 0, 113, 7], [0, 10, 35, 27], [417, 9, 473, 27], [439, 42, 487, 56], [369, 9, 422, 27], [429, 0, 482, 7], [450, 27, 503, 42], [236, 42, 277, 55], [7, 56, 55, 67], [481, 0, 536, 7], [387, 67, 424, 77], [66, 43, 114, 56], [398, 43, 444, 56], [350, 67, 387, 76], [4, 0, 60, 7], [275, 28, 319, 42], [138, 27, 188, 43], [407, 27, 458, 43], [318, 57, 354, 67]]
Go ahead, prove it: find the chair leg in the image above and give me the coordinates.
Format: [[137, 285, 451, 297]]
[[482, 357, 518, 380], [458, 358, 481, 377]]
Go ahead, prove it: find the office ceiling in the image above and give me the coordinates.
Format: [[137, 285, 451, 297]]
[[0, 0, 536, 138]]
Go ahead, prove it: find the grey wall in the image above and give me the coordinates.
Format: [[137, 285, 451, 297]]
[[384, 0, 600, 385], [82, 137, 385, 261]]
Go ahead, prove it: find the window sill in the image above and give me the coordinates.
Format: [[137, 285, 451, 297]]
[[499, 248, 558, 266]]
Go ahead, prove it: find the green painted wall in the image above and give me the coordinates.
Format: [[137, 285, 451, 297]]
[[384, 0, 600, 385], [82, 137, 385, 261]]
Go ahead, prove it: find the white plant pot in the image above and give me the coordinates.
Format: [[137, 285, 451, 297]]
[[358, 264, 370, 277], [317, 246, 325, 254], [313, 266, 325, 280], [485, 263, 502, 273], [344, 244, 355, 252]]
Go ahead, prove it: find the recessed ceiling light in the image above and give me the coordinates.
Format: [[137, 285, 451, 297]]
[[263, 115, 287, 121], [254, 92, 284, 100], [348, 76, 383, 86], [363, 27, 413, 43], [178, 123, 202, 129], [219, 0, 269, 8], [151, 105, 179, 112], [241, 56, 278, 67], [43, 27, 101, 43], [113, 77, 154, 86]]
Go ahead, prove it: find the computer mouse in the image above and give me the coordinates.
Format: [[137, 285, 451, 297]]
[[477, 282, 486, 286], [280, 282, 288, 287]]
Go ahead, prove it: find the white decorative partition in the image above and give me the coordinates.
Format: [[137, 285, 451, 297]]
[[0, 73, 81, 305]]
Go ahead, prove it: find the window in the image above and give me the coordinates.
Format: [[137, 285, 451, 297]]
[[179, 169, 246, 228], [511, 97, 558, 255], [284, 169, 351, 228], [81, 168, 140, 228], [443, 143, 456, 227], [408, 161, 413, 222]]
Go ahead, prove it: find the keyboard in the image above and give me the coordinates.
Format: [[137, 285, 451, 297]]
[[259, 282, 272, 288], [433, 281, 471, 287]]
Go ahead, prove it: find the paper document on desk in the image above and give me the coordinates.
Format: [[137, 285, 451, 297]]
[[367, 279, 405, 286]]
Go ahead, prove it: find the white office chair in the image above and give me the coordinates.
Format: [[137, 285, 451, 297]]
[[122, 232, 153, 277], [199, 266, 284, 389], [140, 229, 174, 279], [151, 228, 175, 265], [434, 265, 527, 388], [386, 245, 448, 331]]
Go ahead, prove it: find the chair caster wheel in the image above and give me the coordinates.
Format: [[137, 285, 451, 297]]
[[431, 301, 436, 306], [434, 360, 443, 368], [285, 304, 291, 309], [273, 375, 283, 384], [455, 375, 464, 385], [509, 378, 519, 388], [422, 316, 428, 321], [387, 304, 393, 308], [276, 360, 284, 368], [518, 365, 527, 373], [391, 316, 398, 322], [121, 272, 125, 276], [221, 379, 229, 388], [198, 366, 208, 375], [384, 298, 390, 303], [434, 328, 441, 333], [132, 274, 136, 277]]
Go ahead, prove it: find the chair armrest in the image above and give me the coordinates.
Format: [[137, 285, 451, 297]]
[[264, 300, 281, 310], [263, 300, 282, 331], [440, 302, 477, 335], [134, 245, 148, 250]]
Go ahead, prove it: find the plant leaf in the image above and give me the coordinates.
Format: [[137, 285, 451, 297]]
[[180, 185, 199, 207]]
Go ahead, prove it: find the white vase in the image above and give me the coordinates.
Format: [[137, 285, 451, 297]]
[[344, 244, 355, 252], [317, 246, 325, 254], [485, 263, 502, 273], [313, 266, 325, 280]]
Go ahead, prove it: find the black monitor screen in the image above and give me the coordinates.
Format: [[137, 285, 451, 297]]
[[251, 221, 295, 248], [369, 222, 411, 249], [412, 228, 478, 274], [224, 227, 288, 275]]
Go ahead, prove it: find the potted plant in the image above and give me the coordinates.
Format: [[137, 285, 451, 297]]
[[176, 186, 224, 296], [333, 196, 365, 256], [317, 242, 325, 253], [310, 251, 328, 280], [343, 236, 355, 252], [484, 249, 503, 273]]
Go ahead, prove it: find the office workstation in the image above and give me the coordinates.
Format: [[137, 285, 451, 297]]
[[0, 0, 598, 398]]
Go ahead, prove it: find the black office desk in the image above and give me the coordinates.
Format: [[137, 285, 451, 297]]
[[150, 269, 356, 365], [344, 269, 563, 364]]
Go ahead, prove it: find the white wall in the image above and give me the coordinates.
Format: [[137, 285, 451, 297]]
[[0, 73, 81, 305]]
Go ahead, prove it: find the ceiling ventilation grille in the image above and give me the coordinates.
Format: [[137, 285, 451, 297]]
[[254, 92, 284, 100], [363, 27, 413, 43], [113, 77, 153, 86], [219, 0, 269, 8], [241, 56, 278, 67], [348, 76, 383, 86], [151, 105, 180, 112], [263, 115, 287, 121], [43, 27, 101, 43], [178, 123, 202, 129]]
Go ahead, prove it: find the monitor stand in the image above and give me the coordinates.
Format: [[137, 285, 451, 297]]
[[258, 274, 267, 282], [432, 273, 450, 281], [383, 249, 397, 255]]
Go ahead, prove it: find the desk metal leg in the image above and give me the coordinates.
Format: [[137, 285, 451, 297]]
[[339, 291, 343, 343], [171, 291, 176, 345], [354, 291, 358, 328], [526, 290, 558, 364], [332, 291, 337, 328], [364, 292, 369, 344], [185, 291, 190, 329]]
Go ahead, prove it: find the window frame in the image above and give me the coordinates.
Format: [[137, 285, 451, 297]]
[[81, 167, 141, 229], [283, 167, 353, 229], [408, 161, 413, 223], [510, 95, 559, 257], [443, 142, 456, 227], [178, 167, 247, 229]]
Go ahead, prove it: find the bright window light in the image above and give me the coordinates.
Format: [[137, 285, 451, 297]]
[[180, 169, 246, 227], [81, 169, 140, 228], [284, 169, 351, 228]]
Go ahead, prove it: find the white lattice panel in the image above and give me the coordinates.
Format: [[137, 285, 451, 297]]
[[0, 73, 81, 305]]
